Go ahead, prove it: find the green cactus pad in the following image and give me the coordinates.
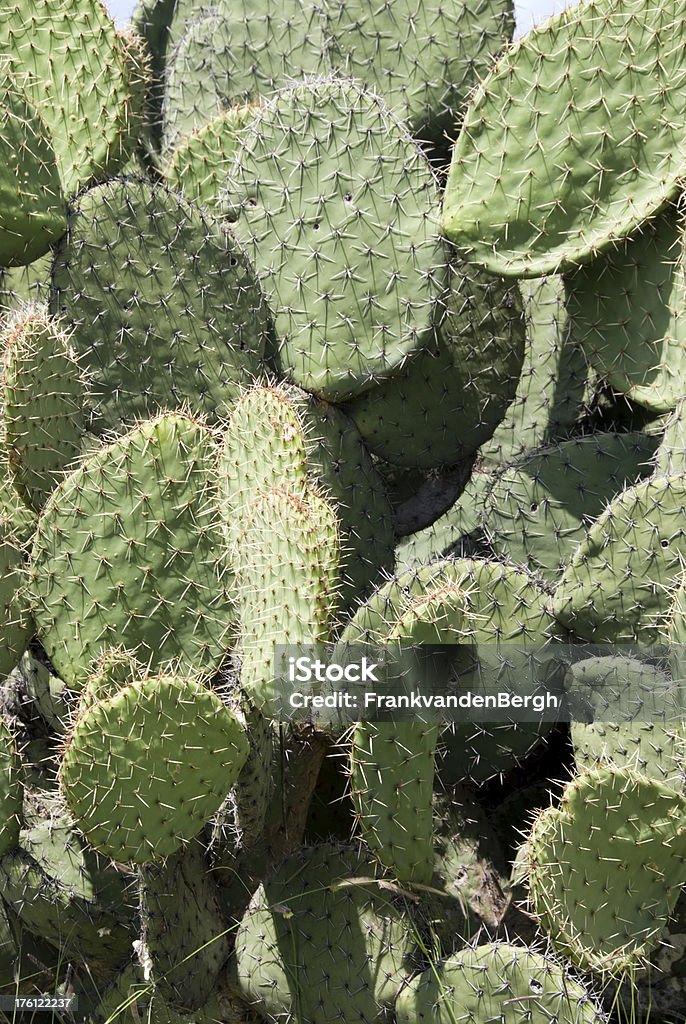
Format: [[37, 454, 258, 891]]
[[235, 842, 421, 1023], [223, 77, 445, 400], [0, 253, 53, 314], [396, 942, 606, 1024], [140, 840, 230, 1008], [343, 557, 557, 787], [0, 813, 137, 964], [527, 766, 686, 973], [552, 473, 686, 642], [327, 0, 514, 149], [483, 432, 660, 583], [60, 674, 249, 865], [568, 656, 686, 786], [235, 486, 341, 715], [162, 0, 329, 155], [482, 276, 590, 465], [566, 205, 686, 412], [344, 262, 525, 468], [351, 718, 438, 886], [79, 647, 146, 714], [0, 717, 22, 859], [442, 0, 686, 277], [1, 1, 148, 195], [131, 0, 179, 155], [394, 471, 494, 572], [0, 521, 33, 677], [0, 69, 66, 268], [351, 582, 468, 884], [1, 307, 86, 510], [49, 178, 271, 434], [232, 699, 274, 846], [219, 382, 394, 604], [656, 397, 686, 476], [11, 651, 70, 736], [165, 106, 258, 212], [30, 413, 236, 686]]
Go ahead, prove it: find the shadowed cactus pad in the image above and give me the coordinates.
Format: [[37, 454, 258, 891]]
[[1, 306, 86, 510], [344, 262, 525, 468], [1, 0, 148, 194], [0, 718, 21, 859], [29, 413, 236, 686], [50, 178, 271, 433], [442, 0, 686, 276], [482, 275, 590, 465], [235, 842, 420, 1023], [0, 68, 66, 268], [0, 521, 33, 677], [59, 675, 249, 864], [327, 0, 514, 148], [527, 766, 686, 974], [566, 205, 686, 411], [395, 942, 606, 1023], [223, 77, 445, 400], [552, 473, 686, 642], [483, 432, 659, 582], [0, 811, 137, 963]]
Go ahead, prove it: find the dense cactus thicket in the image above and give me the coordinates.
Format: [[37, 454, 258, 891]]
[[3, 0, 686, 1022]]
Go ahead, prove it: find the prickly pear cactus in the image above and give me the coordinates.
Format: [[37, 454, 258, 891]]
[[59, 674, 249, 864], [527, 766, 686, 974], [0, 66, 66, 268], [223, 77, 445, 400], [395, 942, 607, 1023], [29, 413, 236, 685], [442, 0, 686, 276]]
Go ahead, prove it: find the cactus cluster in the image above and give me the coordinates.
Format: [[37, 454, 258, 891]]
[[2, 0, 686, 1021]]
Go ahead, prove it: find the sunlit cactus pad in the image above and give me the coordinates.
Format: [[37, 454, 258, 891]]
[[59, 674, 249, 864], [224, 76, 445, 399], [29, 413, 235, 686], [442, 0, 686, 276]]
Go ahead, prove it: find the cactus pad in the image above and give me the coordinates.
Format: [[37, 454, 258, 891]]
[[566, 205, 686, 411], [1, 307, 86, 510], [30, 413, 236, 686], [527, 766, 686, 973], [552, 473, 686, 642], [50, 178, 270, 433], [442, 0, 686, 276], [345, 262, 525, 468], [0, 68, 66, 268], [59, 674, 249, 864], [396, 942, 606, 1023], [483, 432, 659, 582], [1, 0, 148, 194], [235, 842, 421, 1023], [223, 77, 445, 400]]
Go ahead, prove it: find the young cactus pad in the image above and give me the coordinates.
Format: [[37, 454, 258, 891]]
[[59, 675, 249, 864]]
